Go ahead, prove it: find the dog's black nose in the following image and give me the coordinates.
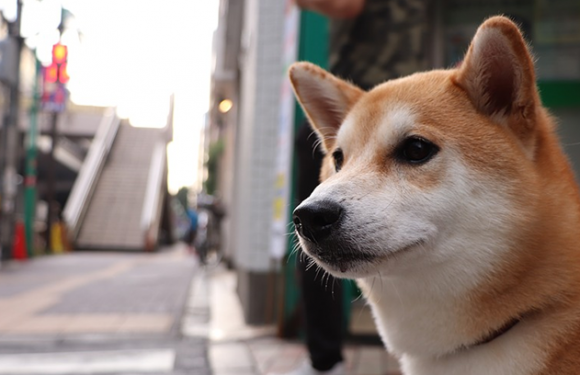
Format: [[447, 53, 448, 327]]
[[293, 200, 343, 242]]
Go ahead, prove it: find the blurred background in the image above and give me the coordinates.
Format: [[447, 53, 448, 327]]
[[0, 0, 578, 374]]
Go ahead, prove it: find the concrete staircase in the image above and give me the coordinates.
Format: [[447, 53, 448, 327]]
[[76, 122, 164, 250]]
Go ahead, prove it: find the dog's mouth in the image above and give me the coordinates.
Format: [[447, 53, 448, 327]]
[[311, 247, 376, 273], [301, 237, 425, 274]]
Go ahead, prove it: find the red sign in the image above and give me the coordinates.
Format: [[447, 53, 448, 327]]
[[42, 43, 69, 112]]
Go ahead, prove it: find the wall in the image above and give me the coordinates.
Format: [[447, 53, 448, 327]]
[[233, 0, 286, 323]]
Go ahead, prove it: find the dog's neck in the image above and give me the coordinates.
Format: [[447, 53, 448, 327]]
[[360, 272, 558, 375]]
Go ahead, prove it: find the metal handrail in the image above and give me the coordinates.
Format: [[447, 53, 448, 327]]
[[62, 108, 120, 240], [140, 95, 173, 250], [141, 141, 166, 250]]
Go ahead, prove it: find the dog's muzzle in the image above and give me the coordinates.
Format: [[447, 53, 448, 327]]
[[293, 200, 343, 243]]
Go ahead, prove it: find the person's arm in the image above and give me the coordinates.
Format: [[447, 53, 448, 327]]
[[295, 0, 365, 19]]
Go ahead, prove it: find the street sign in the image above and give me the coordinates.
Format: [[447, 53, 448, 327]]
[[41, 43, 69, 112], [41, 80, 67, 112]]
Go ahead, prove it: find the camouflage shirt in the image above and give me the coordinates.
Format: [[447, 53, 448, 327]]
[[329, 0, 432, 90]]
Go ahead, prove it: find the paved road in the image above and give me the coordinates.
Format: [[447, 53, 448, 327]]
[[0, 245, 210, 375]]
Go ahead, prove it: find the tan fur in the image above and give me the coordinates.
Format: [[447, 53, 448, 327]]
[[290, 16, 580, 375]]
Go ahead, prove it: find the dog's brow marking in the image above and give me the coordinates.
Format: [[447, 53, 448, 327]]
[[336, 117, 356, 150], [379, 105, 417, 147]]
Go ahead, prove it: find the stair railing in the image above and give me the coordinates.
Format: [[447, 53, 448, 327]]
[[141, 141, 166, 251], [62, 108, 121, 242]]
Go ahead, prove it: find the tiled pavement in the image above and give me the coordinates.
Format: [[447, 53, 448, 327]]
[[0, 244, 211, 374], [0, 248, 193, 336], [0, 244, 402, 374], [193, 268, 403, 375]]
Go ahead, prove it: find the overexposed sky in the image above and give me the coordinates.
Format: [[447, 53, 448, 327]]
[[18, 0, 219, 193]]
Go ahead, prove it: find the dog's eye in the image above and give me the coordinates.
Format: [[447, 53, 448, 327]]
[[332, 149, 344, 172], [398, 137, 438, 164]]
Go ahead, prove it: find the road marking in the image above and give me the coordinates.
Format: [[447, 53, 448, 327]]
[[0, 349, 175, 374]]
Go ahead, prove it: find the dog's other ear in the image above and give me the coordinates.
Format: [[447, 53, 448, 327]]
[[453, 16, 540, 142], [289, 62, 363, 152]]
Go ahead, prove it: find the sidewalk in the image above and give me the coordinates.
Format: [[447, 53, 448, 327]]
[[0, 245, 210, 375], [0, 248, 192, 337], [0, 245, 402, 374], [185, 266, 402, 375]]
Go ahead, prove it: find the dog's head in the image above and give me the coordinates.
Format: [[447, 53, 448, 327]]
[[290, 16, 548, 280]]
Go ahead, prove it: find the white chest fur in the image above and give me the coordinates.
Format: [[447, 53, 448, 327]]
[[359, 275, 548, 375]]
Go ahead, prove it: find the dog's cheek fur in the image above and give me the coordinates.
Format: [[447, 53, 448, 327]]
[[352, 162, 528, 355]]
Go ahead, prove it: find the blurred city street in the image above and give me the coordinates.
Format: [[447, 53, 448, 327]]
[[0, 245, 211, 375], [0, 245, 401, 375]]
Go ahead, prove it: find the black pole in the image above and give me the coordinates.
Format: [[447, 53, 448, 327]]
[[44, 7, 65, 253]]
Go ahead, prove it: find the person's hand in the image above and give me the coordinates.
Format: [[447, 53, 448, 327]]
[[295, 0, 365, 19]]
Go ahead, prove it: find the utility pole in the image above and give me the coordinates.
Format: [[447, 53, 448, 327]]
[[24, 59, 41, 257], [45, 111, 57, 252], [0, 0, 23, 260]]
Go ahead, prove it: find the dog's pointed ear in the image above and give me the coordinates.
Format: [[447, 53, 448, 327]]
[[453, 16, 540, 142], [289, 62, 363, 152]]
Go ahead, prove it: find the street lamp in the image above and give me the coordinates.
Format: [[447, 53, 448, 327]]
[[218, 98, 233, 113]]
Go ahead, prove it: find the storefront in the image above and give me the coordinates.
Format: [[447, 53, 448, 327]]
[[441, 0, 580, 171]]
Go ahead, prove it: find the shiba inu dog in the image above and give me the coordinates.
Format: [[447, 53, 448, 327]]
[[289, 16, 580, 375]]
